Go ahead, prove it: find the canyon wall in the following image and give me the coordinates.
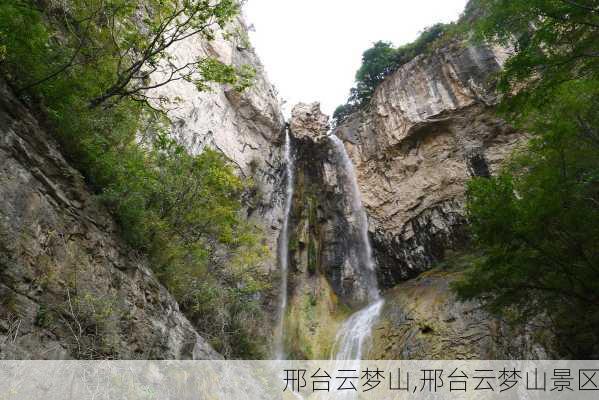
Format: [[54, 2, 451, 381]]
[[334, 40, 526, 287], [0, 10, 547, 360], [0, 81, 219, 359], [282, 40, 549, 359]]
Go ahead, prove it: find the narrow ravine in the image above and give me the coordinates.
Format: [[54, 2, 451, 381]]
[[329, 135, 384, 361], [274, 130, 295, 360]]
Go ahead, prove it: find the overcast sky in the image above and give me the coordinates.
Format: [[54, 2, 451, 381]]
[[243, 0, 468, 116]]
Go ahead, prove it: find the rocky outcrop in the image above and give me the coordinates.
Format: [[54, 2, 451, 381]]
[[334, 41, 525, 286], [368, 254, 553, 359], [0, 81, 219, 360], [289, 102, 330, 142], [148, 16, 288, 348], [283, 103, 383, 358]]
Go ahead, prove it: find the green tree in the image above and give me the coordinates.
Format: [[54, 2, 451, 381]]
[[333, 23, 450, 120], [2, 0, 252, 108], [352, 41, 396, 104], [454, 0, 599, 358], [456, 83, 599, 357], [331, 103, 355, 126], [393, 23, 447, 65], [467, 0, 599, 112]]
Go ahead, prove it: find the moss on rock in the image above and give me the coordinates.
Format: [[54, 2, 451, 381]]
[[284, 275, 351, 359], [368, 252, 552, 359]]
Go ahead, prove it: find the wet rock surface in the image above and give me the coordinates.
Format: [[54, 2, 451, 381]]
[[287, 104, 378, 309]]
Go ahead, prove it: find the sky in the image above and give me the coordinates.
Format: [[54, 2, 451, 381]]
[[243, 0, 469, 116]]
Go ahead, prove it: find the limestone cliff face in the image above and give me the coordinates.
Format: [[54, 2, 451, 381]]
[[150, 16, 287, 269], [0, 82, 219, 359], [284, 42, 542, 359], [334, 41, 525, 286]]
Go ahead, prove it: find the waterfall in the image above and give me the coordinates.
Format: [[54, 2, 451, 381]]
[[329, 135, 384, 361], [332, 299, 384, 360], [274, 130, 294, 360]]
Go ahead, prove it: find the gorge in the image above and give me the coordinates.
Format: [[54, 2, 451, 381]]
[[0, 1, 574, 361]]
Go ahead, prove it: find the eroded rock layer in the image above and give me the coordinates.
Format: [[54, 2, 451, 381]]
[[149, 16, 287, 272], [0, 16, 286, 359]]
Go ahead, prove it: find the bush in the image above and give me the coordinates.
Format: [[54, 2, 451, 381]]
[[453, 0, 599, 359]]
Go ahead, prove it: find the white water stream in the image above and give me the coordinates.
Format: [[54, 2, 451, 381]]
[[275, 133, 382, 362], [274, 130, 294, 360], [329, 135, 384, 361]]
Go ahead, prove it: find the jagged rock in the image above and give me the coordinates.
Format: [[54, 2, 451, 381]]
[[287, 102, 377, 308], [0, 81, 220, 360], [333, 41, 526, 287], [289, 102, 330, 142]]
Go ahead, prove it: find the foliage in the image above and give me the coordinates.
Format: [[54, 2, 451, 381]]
[[393, 23, 448, 68], [127, 136, 272, 358], [331, 103, 356, 126], [333, 24, 450, 125], [454, 0, 599, 358], [0, 0, 269, 358], [467, 0, 599, 113], [0, 0, 252, 108], [351, 41, 397, 104]]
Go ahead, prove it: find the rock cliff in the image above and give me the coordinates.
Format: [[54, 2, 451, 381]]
[[283, 103, 347, 359], [0, 81, 219, 359], [283, 40, 545, 359], [0, 9, 547, 360], [333, 41, 526, 286], [368, 253, 552, 359], [0, 15, 285, 359]]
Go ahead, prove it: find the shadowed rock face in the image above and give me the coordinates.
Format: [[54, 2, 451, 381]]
[[0, 82, 219, 360], [286, 103, 377, 309], [0, 14, 288, 361], [333, 41, 526, 287]]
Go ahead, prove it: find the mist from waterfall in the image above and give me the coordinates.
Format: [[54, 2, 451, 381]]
[[274, 130, 294, 360], [329, 134, 384, 361]]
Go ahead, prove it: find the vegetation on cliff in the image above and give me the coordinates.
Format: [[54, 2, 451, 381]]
[[0, 0, 269, 358], [332, 23, 450, 124], [454, 0, 599, 358]]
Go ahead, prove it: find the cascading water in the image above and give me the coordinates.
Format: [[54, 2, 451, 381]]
[[274, 130, 294, 360], [332, 299, 384, 360], [329, 135, 384, 361]]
